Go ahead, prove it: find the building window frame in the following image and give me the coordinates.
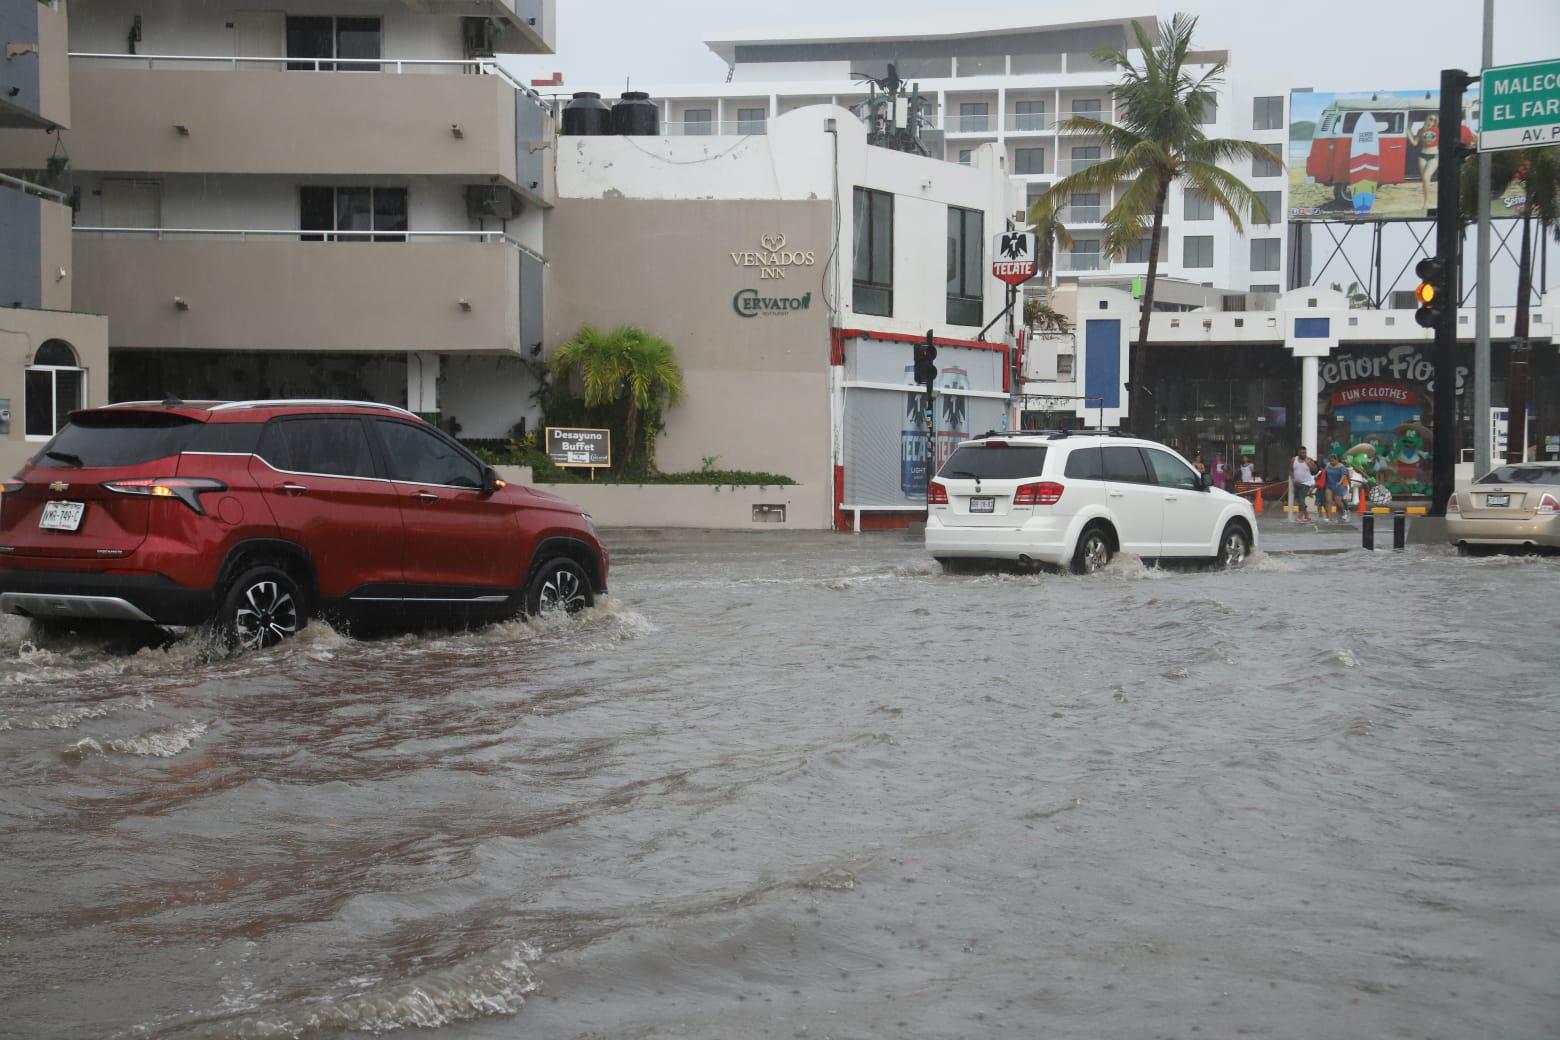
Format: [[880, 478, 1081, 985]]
[[1250, 237, 1281, 272], [684, 108, 713, 135], [1253, 95, 1284, 131], [958, 101, 990, 133], [1014, 146, 1046, 175], [1253, 189, 1282, 225], [300, 186, 408, 242], [852, 187, 894, 317], [1252, 152, 1282, 178], [1183, 190, 1214, 221], [1183, 235, 1214, 269], [946, 205, 984, 326], [24, 340, 86, 442], [735, 107, 766, 134], [285, 15, 382, 72]]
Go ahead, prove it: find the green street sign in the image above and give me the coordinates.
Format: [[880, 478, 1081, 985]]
[[1480, 58, 1560, 152]]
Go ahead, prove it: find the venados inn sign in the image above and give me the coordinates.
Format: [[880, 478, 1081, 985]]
[[730, 232, 817, 280]]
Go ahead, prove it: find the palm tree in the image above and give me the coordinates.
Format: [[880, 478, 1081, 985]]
[[1023, 204, 1074, 333], [553, 324, 686, 475], [1329, 281, 1374, 309], [1029, 13, 1281, 434]]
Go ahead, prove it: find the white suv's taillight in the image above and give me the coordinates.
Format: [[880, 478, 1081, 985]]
[[1539, 493, 1560, 515], [1013, 481, 1064, 506], [102, 477, 226, 514], [927, 481, 949, 505]]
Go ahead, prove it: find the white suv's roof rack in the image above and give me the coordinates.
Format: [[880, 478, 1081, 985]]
[[208, 399, 420, 418]]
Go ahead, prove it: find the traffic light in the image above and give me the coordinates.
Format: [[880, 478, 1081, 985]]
[[913, 330, 938, 387], [1413, 256, 1447, 330]]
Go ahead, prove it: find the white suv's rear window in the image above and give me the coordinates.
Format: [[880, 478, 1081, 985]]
[[939, 444, 1048, 480]]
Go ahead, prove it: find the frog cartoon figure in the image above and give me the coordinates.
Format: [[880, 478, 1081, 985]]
[[1388, 425, 1429, 492]]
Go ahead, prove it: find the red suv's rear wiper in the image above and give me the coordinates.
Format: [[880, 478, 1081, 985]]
[[44, 450, 85, 467]]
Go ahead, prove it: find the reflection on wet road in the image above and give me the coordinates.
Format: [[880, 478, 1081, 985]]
[[2, 533, 1557, 1039]]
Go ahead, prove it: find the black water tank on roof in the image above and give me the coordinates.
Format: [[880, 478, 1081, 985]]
[[561, 91, 612, 136], [611, 91, 659, 135]]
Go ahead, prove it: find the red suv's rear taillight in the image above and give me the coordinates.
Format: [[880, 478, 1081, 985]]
[[927, 481, 949, 505], [102, 477, 226, 515], [1013, 481, 1064, 506]]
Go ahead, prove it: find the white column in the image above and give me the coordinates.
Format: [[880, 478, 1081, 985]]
[[408, 351, 440, 416], [1300, 353, 1319, 458], [716, 96, 724, 131]]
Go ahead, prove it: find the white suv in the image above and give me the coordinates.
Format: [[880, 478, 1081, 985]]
[[924, 432, 1258, 573]]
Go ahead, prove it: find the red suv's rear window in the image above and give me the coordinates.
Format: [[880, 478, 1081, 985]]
[[32, 413, 202, 468]]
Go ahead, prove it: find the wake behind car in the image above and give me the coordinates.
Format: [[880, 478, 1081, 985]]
[[0, 400, 608, 648], [925, 431, 1257, 573], [1447, 462, 1560, 552]]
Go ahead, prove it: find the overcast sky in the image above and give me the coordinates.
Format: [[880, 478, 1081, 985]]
[[508, 0, 1560, 91]]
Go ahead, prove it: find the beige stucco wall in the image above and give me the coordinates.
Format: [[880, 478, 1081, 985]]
[[38, 197, 71, 312], [0, 307, 109, 475], [544, 197, 835, 520], [35, 0, 71, 130], [0, 66, 519, 182], [73, 237, 520, 353]]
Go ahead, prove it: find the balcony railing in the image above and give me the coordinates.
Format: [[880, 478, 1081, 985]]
[[72, 227, 548, 264], [1063, 157, 1107, 174], [1006, 113, 1055, 132], [952, 114, 994, 133], [662, 119, 768, 136], [67, 52, 540, 99], [1061, 206, 1102, 223], [1056, 253, 1103, 271], [0, 171, 67, 203]]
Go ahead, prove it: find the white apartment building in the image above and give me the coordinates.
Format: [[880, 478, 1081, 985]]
[[575, 2, 1294, 299], [0, 0, 556, 442]]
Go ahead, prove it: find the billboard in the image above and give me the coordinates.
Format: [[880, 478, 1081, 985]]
[[1287, 87, 1526, 222]]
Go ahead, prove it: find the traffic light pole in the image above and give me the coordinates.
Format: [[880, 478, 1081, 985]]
[[1430, 68, 1473, 518]]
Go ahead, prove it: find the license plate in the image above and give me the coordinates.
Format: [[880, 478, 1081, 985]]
[[39, 501, 85, 531], [968, 497, 995, 513], [1486, 494, 1510, 507]]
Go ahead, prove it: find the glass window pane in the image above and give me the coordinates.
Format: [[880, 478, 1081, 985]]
[[300, 186, 334, 240], [852, 188, 871, 282], [957, 54, 1004, 78], [1147, 448, 1200, 489], [872, 191, 892, 285], [1103, 446, 1151, 483], [336, 187, 373, 239], [25, 369, 54, 438], [946, 209, 960, 296], [34, 339, 78, 366], [373, 188, 408, 242], [962, 210, 983, 292], [53, 369, 84, 432], [335, 17, 381, 71], [1254, 190, 1281, 224], [377, 420, 482, 488], [281, 418, 377, 478], [285, 16, 332, 70]]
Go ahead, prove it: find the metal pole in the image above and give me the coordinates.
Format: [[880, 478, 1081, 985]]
[[1430, 68, 1471, 517], [1473, 0, 1493, 477]]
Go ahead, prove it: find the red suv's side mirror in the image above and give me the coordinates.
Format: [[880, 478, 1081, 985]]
[[481, 465, 503, 496]]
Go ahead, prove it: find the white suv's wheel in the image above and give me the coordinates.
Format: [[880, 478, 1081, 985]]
[[1071, 526, 1113, 575], [1218, 523, 1252, 567]]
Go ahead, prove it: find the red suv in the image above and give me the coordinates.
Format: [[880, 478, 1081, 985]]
[[0, 400, 608, 648]]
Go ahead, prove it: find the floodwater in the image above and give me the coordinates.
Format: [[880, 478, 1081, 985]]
[[1, 531, 1557, 1039]]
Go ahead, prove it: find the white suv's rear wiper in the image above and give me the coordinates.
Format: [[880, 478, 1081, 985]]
[[943, 470, 978, 479], [44, 450, 85, 467]]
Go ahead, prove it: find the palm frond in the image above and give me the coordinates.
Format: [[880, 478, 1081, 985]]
[[1181, 160, 1269, 232]]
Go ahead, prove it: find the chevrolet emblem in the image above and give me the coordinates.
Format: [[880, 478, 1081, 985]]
[[49, 481, 70, 493]]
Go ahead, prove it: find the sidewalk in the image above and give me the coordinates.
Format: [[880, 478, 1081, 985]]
[[1254, 510, 1448, 552]]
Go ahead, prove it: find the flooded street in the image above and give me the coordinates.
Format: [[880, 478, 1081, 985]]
[[2, 530, 1557, 1039]]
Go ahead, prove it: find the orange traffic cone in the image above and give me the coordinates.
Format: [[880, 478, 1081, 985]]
[[1254, 485, 1264, 513], [1357, 485, 1367, 514]]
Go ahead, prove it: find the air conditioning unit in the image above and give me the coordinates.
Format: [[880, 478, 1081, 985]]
[[462, 17, 497, 58], [465, 185, 521, 221]]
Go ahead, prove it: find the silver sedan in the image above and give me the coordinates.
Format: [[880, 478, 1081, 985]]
[[1448, 463, 1560, 551]]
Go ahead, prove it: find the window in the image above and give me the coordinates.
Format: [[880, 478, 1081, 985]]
[[1253, 190, 1282, 224], [852, 187, 893, 317], [957, 149, 973, 165], [1014, 99, 1048, 131], [1146, 448, 1200, 490], [1252, 151, 1282, 178], [376, 419, 483, 489], [946, 206, 983, 326], [1070, 145, 1100, 173], [1183, 235, 1214, 268], [684, 108, 712, 135], [1069, 192, 1101, 222], [1184, 191, 1214, 221], [286, 16, 380, 71], [1071, 98, 1102, 114], [1251, 238, 1281, 272], [1056, 354, 1074, 378], [736, 107, 766, 134], [958, 102, 990, 132], [1253, 96, 1284, 131], [1250, 284, 1281, 294], [1193, 96, 1217, 125], [1125, 236, 1155, 264], [1064, 447, 1103, 479], [263, 418, 377, 478], [1102, 446, 1151, 483], [939, 445, 1048, 479], [1014, 147, 1046, 174], [300, 186, 407, 242], [24, 340, 85, 440], [957, 54, 1004, 78]]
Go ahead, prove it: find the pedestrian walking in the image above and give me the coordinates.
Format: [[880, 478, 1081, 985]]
[[1239, 457, 1256, 483], [1326, 454, 1350, 520], [1291, 447, 1315, 522]]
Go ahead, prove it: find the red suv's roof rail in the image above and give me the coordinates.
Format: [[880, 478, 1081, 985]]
[[208, 399, 421, 418]]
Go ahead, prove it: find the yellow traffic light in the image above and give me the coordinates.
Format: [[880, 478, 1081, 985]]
[[1414, 281, 1436, 306]]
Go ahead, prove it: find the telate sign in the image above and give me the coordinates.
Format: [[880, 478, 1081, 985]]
[[1480, 58, 1560, 151], [545, 427, 611, 469], [991, 231, 1037, 286]]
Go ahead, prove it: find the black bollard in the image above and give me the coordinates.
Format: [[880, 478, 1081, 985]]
[[1362, 513, 1375, 550], [1393, 512, 1406, 550]]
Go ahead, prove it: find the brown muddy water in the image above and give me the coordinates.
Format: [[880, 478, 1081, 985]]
[[1, 532, 1556, 1039]]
